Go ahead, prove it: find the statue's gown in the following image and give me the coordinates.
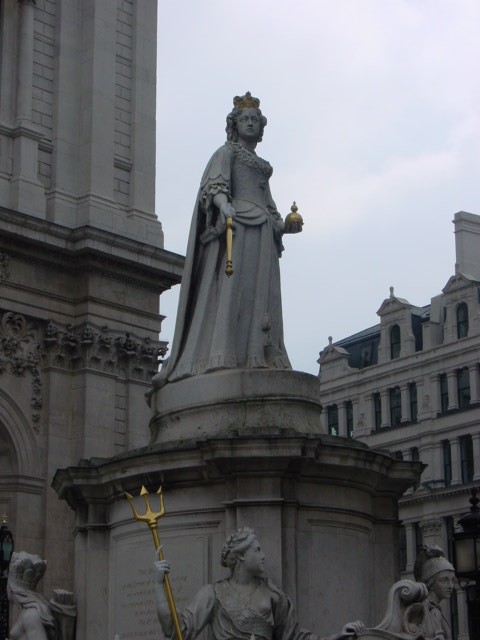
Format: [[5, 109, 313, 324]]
[[158, 141, 291, 386], [176, 578, 322, 640]]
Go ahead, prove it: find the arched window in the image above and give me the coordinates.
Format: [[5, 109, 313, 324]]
[[456, 303, 469, 338], [390, 324, 401, 359]]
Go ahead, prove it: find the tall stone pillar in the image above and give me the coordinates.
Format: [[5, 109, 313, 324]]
[[400, 383, 410, 423], [380, 389, 389, 428], [10, 0, 46, 217], [447, 371, 458, 410]]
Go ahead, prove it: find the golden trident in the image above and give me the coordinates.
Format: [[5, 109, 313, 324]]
[[125, 486, 183, 640]]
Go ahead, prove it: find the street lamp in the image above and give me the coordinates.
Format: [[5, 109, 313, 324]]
[[453, 487, 480, 640], [0, 514, 14, 640]]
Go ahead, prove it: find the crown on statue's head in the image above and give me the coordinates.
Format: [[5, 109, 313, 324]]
[[8, 551, 47, 591], [233, 91, 260, 110]]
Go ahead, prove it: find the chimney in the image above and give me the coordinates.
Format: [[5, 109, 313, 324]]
[[454, 211, 480, 281]]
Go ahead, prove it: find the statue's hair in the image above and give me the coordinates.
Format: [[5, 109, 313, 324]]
[[225, 107, 267, 143], [414, 545, 454, 587], [221, 527, 256, 569]]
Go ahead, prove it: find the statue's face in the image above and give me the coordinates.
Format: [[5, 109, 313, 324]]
[[236, 108, 261, 143], [241, 536, 265, 576], [429, 570, 456, 602]]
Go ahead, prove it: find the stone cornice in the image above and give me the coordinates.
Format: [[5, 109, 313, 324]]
[[0, 206, 184, 288]]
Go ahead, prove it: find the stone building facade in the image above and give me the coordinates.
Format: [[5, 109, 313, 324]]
[[318, 211, 480, 640], [0, 0, 182, 595]]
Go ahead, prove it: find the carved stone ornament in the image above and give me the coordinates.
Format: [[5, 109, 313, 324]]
[[0, 311, 42, 429], [358, 580, 430, 639], [42, 320, 167, 381]]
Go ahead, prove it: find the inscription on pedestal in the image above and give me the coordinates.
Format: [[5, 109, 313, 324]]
[[112, 531, 213, 638]]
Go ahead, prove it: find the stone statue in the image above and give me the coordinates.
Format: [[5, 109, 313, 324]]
[[357, 545, 456, 640], [149, 92, 302, 395], [154, 527, 364, 640], [7, 551, 76, 640], [412, 545, 456, 640]]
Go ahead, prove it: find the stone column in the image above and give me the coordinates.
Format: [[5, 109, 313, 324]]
[[450, 437, 462, 486], [10, 0, 46, 217], [447, 371, 458, 411], [415, 378, 425, 421], [76, 0, 117, 228], [400, 383, 410, 423], [429, 441, 444, 485], [405, 523, 415, 573], [46, 0, 82, 224], [472, 432, 480, 482], [468, 364, 480, 404], [380, 390, 390, 428], [352, 398, 360, 437], [429, 373, 440, 416]]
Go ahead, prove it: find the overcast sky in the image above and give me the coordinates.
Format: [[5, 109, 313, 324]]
[[155, 0, 480, 375]]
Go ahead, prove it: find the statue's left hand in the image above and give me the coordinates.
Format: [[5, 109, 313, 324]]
[[340, 621, 364, 638], [283, 222, 303, 234]]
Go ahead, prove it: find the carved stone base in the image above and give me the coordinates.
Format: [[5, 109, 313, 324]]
[[149, 369, 324, 444]]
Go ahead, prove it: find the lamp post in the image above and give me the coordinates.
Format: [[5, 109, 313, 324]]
[[0, 514, 14, 640], [453, 487, 480, 640]]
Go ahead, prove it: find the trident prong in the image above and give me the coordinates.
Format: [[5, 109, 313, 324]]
[[125, 485, 183, 640]]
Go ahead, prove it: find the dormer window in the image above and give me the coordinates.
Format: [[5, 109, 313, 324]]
[[456, 302, 469, 338], [390, 324, 401, 359]]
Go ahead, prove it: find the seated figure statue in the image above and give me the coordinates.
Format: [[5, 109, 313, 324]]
[[7, 551, 76, 640], [154, 527, 364, 640]]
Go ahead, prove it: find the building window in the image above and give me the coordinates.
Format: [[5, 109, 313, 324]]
[[409, 382, 417, 422], [443, 440, 452, 488], [440, 374, 448, 414], [457, 367, 470, 409], [395, 450, 404, 460], [374, 393, 381, 430], [399, 525, 407, 572], [456, 302, 469, 338], [460, 434, 474, 484], [327, 405, 338, 436], [390, 386, 402, 426], [346, 401, 353, 439], [390, 324, 401, 359]]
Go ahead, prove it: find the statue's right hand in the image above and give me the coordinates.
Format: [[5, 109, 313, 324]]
[[154, 546, 170, 584], [219, 201, 236, 222]]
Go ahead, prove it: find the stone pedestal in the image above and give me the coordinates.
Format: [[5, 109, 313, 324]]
[[54, 369, 421, 640]]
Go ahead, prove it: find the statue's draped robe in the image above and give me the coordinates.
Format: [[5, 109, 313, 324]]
[[176, 578, 323, 640], [158, 142, 291, 386]]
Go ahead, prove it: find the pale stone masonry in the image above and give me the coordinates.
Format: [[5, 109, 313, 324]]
[[318, 211, 480, 640], [0, 0, 183, 598]]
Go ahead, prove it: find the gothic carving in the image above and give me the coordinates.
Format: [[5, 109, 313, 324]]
[[42, 320, 167, 380], [0, 312, 42, 429]]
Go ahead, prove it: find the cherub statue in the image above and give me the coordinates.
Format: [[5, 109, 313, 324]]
[[7, 551, 76, 640], [154, 526, 364, 640]]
